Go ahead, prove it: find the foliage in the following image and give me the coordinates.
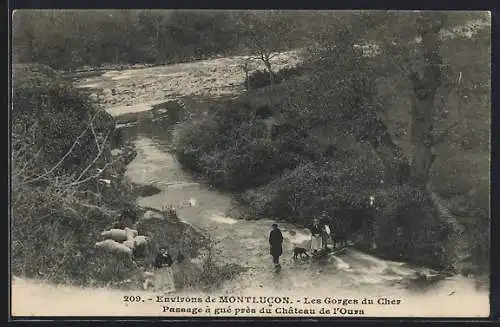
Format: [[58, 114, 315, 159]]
[[12, 63, 115, 175], [196, 240, 248, 292], [12, 10, 307, 71], [12, 10, 241, 70], [11, 65, 214, 288], [176, 112, 297, 191], [245, 70, 277, 89], [176, 12, 490, 274], [244, 66, 304, 90], [241, 157, 383, 221], [370, 185, 453, 270]]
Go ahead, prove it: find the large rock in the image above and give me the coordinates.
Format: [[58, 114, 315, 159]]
[[142, 210, 165, 220], [131, 184, 162, 197]]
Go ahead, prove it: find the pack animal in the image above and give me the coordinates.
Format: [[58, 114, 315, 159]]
[[293, 247, 310, 260]]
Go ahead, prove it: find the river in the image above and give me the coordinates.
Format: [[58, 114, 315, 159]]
[[117, 100, 488, 317]]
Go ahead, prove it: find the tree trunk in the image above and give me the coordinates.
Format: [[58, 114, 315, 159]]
[[369, 131, 410, 186], [409, 94, 436, 188], [114, 46, 119, 65], [263, 56, 274, 85], [408, 14, 444, 189], [361, 114, 410, 186]]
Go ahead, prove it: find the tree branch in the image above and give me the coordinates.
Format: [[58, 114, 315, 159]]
[[89, 119, 101, 153], [20, 112, 99, 185], [72, 128, 113, 185], [69, 161, 114, 187], [13, 147, 43, 178]]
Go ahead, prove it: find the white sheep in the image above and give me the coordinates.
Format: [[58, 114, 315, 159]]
[[124, 227, 138, 241], [132, 235, 150, 257], [123, 239, 135, 250], [133, 235, 149, 248], [95, 239, 133, 256], [100, 229, 128, 243]]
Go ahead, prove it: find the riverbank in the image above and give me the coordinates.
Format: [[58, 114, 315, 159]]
[[11, 55, 489, 317], [172, 24, 490, 278], [74, 46, 488, 281]]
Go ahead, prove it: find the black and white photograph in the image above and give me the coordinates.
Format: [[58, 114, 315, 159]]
[[10, 9, 490, 318]]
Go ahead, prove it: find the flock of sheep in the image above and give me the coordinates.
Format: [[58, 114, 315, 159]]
[[95, 227, 150, 258]]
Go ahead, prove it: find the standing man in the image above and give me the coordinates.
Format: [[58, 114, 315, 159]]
[[269, 223, 284, 270]]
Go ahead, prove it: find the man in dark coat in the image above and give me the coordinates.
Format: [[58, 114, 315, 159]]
[[269, 223, 284, 268]]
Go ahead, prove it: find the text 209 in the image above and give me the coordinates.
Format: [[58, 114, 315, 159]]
[[123, 296, 142, 302]]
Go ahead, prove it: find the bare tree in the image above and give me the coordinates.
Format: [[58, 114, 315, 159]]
[[236, 10, 297, 85]]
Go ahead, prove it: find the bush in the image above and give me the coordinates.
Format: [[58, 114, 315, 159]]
[[10, 63, 142, 286], [245, 70, 276, 89], [11, 172, 141, 286], [12, 63, 115, 175], [241, 157, 384, 223], [195, 240, 248, 292], [244, 66, 303, 90], [368, 185, 454, 270], [176, 102, 305, 191], [447, 187, 490, 275], [276, 66, 303, 81]]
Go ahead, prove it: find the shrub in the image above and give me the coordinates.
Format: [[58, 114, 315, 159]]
[[176, 102, 302, 191], [11, 173, 142, 286], [195, 240, 248, 292], [369, 184, 454, 270], [10, 63, 142, 287], [12, 63, 115, 175], [244, 66, 303, 90], [276, 66, 303, 82], [447, 186, 490, 275], [245, 69, 276, 89], [241, 157, 384, 223]]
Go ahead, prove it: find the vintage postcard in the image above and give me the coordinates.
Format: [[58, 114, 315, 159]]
[[10, 9, 491, 318]]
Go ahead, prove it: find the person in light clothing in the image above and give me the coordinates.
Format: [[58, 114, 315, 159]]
[[321, 212, 331, 251], [309, 218, 324, 253]]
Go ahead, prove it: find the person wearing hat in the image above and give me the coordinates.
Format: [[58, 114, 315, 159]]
[[269, 223, 284, 269], [153, 247, 174, 292]]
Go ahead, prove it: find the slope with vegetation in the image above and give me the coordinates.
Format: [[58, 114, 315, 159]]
[[175, 12, 490, 276], [11, 63, 229, 291]]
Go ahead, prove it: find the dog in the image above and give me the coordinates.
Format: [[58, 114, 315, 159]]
[[293, 247, 310, 260]]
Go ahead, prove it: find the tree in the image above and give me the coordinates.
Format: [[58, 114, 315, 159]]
[[298, 11, 490, 264], [364, 11, 490, 189], [304, 11, 489, 189], [236, 10, 299, 85]]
